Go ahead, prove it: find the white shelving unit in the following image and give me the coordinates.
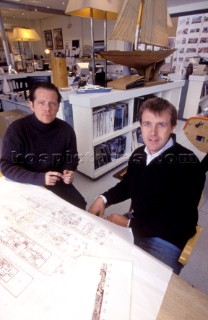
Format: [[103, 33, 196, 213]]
[[69, 80, 184, 179], [183, 75, 208, 119], [0, 95, 32, 113]]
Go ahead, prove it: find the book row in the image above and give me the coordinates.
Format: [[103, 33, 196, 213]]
[[94, 135, 126, 169], [93, 103, 128, 138]]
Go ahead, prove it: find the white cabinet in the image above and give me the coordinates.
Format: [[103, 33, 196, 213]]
[[0, 96, 32, 113], [70, 81, 184, 179], [183, 75, 208, 119], [57, 89, 74, 127]]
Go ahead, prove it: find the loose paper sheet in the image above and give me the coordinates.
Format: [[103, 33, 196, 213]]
[[0, 178, 172, 320]]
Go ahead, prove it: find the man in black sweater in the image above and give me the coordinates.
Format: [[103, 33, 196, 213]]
[[88, 97, 205, 274], [0, 82, 86, 209]]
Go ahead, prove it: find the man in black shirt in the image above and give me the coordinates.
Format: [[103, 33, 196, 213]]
[[88, 97, 205, 273], [0, 82, 86, 209]]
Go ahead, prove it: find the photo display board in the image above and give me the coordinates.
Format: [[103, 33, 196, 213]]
[[173, 13, 208, 68]]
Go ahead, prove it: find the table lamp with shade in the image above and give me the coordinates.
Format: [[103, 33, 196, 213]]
[[65, 0, 122, 84], [12, 27, 40, 72]]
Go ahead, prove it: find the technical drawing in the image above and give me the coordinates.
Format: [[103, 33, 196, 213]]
[[0, 227, 52, 269], [0, 254, 33, 297]]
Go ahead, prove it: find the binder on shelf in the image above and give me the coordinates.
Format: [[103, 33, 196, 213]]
[[133, 94, 156, 122], [107, 75, 145, 90], [136, 127, 143, 144], [114, 103, 128, 130], [106, 135, 126, 159], [94, 135, 126, 169], [132, 127, 143, 150], [94, 144, 111, 169], [133, 97, 145, 123]]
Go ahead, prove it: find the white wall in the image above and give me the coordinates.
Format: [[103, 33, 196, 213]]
[[5, 14, 124, 58], [39, 15, 123, 56], [168, 1, 208, 14]]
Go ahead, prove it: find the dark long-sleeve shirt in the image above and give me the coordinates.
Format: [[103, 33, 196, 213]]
[[201, 153, 208, 173], [103, 142, 205, 249], [0, 114, 79, 186]]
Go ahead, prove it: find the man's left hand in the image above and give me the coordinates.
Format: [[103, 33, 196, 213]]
[[62, 170, 74, 184]]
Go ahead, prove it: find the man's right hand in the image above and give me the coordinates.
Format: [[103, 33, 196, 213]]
[[88, 196, 105, 217], [45, 171, 62, 186]]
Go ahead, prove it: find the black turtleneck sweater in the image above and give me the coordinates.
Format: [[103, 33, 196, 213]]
[[0, 114, 78, 186]]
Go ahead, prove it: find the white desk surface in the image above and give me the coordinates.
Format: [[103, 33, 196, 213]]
[[0, 177, 172, 320]]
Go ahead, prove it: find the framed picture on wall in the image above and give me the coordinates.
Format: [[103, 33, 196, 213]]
[[44, 30, 53, 50], [53, 28, 64, 50]]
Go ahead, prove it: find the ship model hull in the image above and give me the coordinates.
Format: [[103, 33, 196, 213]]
[[100, 49, 175, 82]]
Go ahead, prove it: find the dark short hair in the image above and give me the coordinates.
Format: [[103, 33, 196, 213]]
[[138, 97, 177, 127], [28, 82, 62, 104]]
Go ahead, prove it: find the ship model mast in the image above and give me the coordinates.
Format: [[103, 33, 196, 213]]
[[100, 0, 175, 83]]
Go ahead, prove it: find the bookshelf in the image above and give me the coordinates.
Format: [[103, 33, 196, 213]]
[[183, 75, 208, 119], [70, 80, 184, 179]]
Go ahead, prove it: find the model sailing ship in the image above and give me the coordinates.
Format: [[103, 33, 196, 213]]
[[100, 0, 175, 83]]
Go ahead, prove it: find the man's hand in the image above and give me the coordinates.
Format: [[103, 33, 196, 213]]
[[62, 170, 74, 184], [88, 196, 105, 217], [106, 214, 129, 227], [45, 171, 62, 186]]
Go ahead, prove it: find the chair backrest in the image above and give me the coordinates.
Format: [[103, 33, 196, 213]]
[[178, 225, 202, 265]]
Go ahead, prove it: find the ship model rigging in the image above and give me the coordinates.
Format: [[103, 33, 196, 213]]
[[100, 0, 175, 84]]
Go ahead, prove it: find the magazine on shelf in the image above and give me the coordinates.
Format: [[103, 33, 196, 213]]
[[94, 135, 127, 169], [132, 127, 143, 151], [94, 143, 111, 169], [93, 103, 129, 138], [114, 103, 128, 130], [107, 135, 127, 159]]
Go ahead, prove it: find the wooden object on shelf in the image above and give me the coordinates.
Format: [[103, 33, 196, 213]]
[[51, 57, 68, 88], [107, 75, 145, 90], [183, 116, 208, 153]]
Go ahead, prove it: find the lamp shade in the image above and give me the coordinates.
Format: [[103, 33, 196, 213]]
[[12, 27, 40, 41], [65, 0, 122, 19]]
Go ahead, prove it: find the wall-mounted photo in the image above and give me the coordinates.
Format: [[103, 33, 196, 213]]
[[53, 28, 64, 50], [43, 30, 53, 50]]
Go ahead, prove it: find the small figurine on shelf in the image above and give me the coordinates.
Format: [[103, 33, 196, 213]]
[[2, 77, 11, 94], [78, 75, 88, 88]]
